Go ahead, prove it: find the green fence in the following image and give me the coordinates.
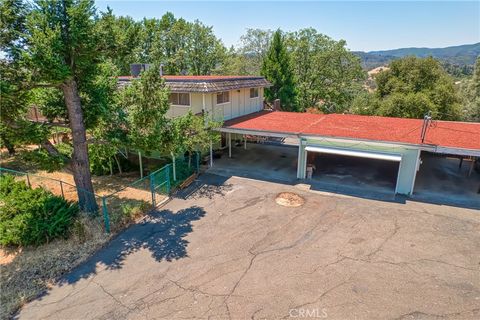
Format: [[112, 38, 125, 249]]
[[0, 152, 200, 234], [170, 152, 200, 188], [0, 167, 98, 204]]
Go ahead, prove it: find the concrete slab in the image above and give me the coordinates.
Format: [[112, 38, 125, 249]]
[[413, 153, 480, 209], [17, 174, 480, 320], [210, 142, 400, 200], [209, 143, 480, 208], [209, 142, 299, 183]]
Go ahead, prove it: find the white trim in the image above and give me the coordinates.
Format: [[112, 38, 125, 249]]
[[302, 134, 424, 150], [305, 146, 402, 162], [216, 91, 230, 105], [218, 127, 296, 138], [218, 128, 479, 157]]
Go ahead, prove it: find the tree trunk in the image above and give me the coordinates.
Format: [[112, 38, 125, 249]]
[[114, 154, 122, 174], [62, 79, 98, 212], [41, 139, 61, 157], [1, 134, 15, 155]]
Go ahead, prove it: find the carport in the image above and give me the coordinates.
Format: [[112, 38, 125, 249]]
[[212, 127, 300, 183], [215, 111, 480, 199]]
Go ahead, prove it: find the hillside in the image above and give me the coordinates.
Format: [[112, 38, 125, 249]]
[[354, 43, 480, 71]]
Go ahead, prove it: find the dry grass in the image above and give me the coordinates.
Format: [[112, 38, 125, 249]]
[[0, 216, 110, 319], [0, 151, 167, 319]]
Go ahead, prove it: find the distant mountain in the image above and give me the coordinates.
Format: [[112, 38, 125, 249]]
[[354, 43, 480, 72]]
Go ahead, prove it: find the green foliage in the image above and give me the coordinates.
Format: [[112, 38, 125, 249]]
[[188, 20, 225, 75], [287, 28, 365, 113], [96, 8, 142, 75], [350, 91, 381, 115], [88, 143, 117, 175], [24, 0, 100, 83], [19, 149, 67, 172], [373, 57, 461, 120], [98, 11, 225, 76], [0, 175, 79, 246], [378, 92, 434, 119], [55, 142, 73, 157], [261, 30, 297, 110], [217, 29, 273, 76], [118, 65, 170, 153], [112, 201, 149, 226], [351, 57, 464, 120], [459, 56, 480, 121], [165, 112, 222, 156]]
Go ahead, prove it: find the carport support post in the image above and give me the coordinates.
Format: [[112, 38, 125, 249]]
[[244, 135, 247, 150], [228, 133, 232, 158], [468, 158, 474, 177], [297, 138, 307, 179]]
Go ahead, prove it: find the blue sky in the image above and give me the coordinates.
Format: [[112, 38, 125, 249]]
[[95, 1, 480, 51]]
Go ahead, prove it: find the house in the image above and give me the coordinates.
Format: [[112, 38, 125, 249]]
[[117, 75, 272, 121], [118, 68, 479, 206]]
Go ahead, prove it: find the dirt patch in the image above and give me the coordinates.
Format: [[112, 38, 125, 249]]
[[275, 192, 305, 207]]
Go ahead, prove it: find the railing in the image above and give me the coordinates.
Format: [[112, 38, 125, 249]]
[[0, 152, 200, 234]]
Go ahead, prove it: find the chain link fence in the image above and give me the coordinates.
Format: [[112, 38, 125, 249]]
[[0, 152, 201, 234]]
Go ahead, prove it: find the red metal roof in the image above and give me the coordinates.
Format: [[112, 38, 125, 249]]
[[224, 111, 480, 151]]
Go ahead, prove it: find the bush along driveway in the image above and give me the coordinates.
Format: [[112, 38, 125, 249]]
[[17, 173, 480, 320]]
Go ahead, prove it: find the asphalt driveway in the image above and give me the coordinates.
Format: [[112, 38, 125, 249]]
[[17, 174, 480, 320]]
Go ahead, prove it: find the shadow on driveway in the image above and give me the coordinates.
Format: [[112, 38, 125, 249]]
[[58, 206, 206, 286]]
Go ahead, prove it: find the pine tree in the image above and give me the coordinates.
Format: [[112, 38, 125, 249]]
[[261, 30, 296, 111], [21, 0, 102, 212]]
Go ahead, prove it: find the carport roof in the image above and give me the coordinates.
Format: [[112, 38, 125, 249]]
[[222, 111, 480, 152]]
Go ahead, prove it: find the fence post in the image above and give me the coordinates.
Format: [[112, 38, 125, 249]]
[[101, 196, 111, 234], [166, 165, 171, 194], [26, 173, 31, 187], [60, 181, 65, 199], [171, 152, 177, 181], [196, 151, 200, 173], [150, 173, 156, 208]]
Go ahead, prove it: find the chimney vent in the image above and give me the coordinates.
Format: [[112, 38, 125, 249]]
[[130, 63, 152, 77]]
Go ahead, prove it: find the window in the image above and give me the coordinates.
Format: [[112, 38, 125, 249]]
[[216, 91, 230, 104], [169, 93, 190, 106], [250, 88, 259, 98]]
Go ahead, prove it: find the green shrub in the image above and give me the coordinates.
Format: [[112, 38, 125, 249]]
[[0, 175, 79, 246], [55, 142, 73, 158], [19, 149, 67, 172], [89, 145, 134, 176]]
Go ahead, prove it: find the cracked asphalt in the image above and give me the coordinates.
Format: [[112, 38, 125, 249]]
[[17, 174, 480, 320]]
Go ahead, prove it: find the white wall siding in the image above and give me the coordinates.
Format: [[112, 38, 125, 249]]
[[166, 87, 265, 121]]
